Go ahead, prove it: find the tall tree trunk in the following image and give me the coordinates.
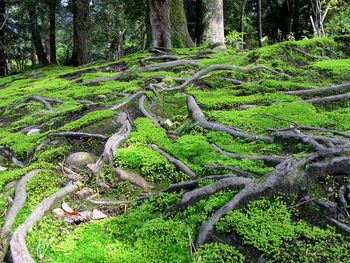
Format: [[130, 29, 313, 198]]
[[0, 0, 7, 76], [69, 0, 91, 66], [148, 0, 194, 48], [199, 0, 225, 46], [257, 0, 263, 47], [240, 0, 247, 48], [28, 8, 49, 65], [117, 30, 125, 59], [48, 0, 57, 64], [30, 39, 37, 66]]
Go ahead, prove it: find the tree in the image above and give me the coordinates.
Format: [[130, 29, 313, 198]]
[[257, 0, 263, 47], [0, 0, 7, 75], [148, 0, 194, 48], [69, 0, 91, 66], [48, 0, 58, 64], [199, 0, 225, 46], [27, 2, 49, 65]]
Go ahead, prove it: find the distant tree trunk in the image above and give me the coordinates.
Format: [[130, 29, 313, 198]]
[[148, 0, 194, 48], [240, 0, 247, 48], [199, 0, 225, 46], [257, 0, 263, 47], [69, 0, 91, 66], [28, 8, 49, 65], [0, 0, 7, 76], [30, 39, 37, 66], [48, 0, 57, 64], [117, 30, 125, 59]]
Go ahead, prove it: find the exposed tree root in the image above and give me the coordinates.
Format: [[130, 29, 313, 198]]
[[150, 144, 197, 178], [285, 81, 350, 96], [10, 182, 79, 263], [299, 92, 350, 104], [48, 132, 107, 140], [142, 55, 178, 63], [211, 144, 285, 166], [150, 75, 185, 83], [110, 90, 146, 111], [85, 60, 200, 85], [226, 78, 246, 85], [0, 147, 25, 168], [161, 64, 288, 93], [115, 167, 152, 190], [26, 96, 63, 112], [274, 126, 350, 139], [205, 164, 257, 177], [187, 95, 272, 143], [139, 95, 162, 129], [0, 170, 39, 261]]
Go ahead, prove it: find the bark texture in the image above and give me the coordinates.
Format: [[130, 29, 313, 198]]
[[199, 0, 225, 45], [69, 0, 91, 66], [148, 0, 194, 48]]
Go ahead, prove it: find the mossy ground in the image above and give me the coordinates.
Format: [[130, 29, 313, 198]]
[[1, 36, 350, 262]]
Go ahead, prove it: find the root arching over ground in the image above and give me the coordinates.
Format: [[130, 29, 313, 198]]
[[1, 37, 350, 262]]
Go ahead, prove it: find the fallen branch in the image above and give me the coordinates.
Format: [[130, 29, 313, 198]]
[[10, 182, 79, 263], [150, 144, 197, 178], [187, 95, 272, 143], [211, 144, 285, 166]]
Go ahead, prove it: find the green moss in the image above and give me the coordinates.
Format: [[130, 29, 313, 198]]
[[58, 110, 116, 132], [313, 59, 350, 80], [195, 243, 245, 263], [0, 194, 8, 228], [34, 145, 71, 163], [216, 198, 350, 262]]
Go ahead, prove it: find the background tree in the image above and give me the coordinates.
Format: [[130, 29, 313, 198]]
[[48, 0, 58, 64], [69, 0, 91, 66], [148, 0, 194, 48], [0, 0, 7, 75], [199, 0, 225, 46]]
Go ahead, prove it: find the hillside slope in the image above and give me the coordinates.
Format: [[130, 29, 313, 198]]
[[1, 36, 350, 262]]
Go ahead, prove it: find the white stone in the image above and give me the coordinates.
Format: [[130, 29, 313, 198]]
[[52, 208, 65, 219], [92, 209, 108, 220], [27, 128, 41, 136]]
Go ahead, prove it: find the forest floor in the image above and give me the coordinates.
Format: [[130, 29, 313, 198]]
[[1, 36, 350, 262]]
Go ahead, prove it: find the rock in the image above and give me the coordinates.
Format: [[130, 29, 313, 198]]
[[66, 152, 97, 168], [52, 208, 65, 219], [27, 128, 41, 136], [78, 211, 93, 222], [92, 209, 108, 220], [163, 119, 174, 128], [237, 104, 257, 111], [327, 187, 334, 193], [96, 94, 107, 100], [0, 166, 8, 171], [76, 188, 94, 199], [4, 180, 17, 191], [62, 202, 74, 213]]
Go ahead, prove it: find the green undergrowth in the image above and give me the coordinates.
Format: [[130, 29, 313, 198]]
[[216, 198, 350, 262], [27, 189, 241, 262], [115, 118, 274, 178]]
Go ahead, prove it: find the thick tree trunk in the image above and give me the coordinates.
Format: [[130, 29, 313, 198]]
[[0, 0, 6, 76], [28, 8, 49, 65], [148, 0, 194, 48], [117, 30, 124, 59], [199, 0, 225, 46], [257, 0, 263, 47], [30, 39, 37, 66], [240, 0, 247, 48], [69, 0, 91, 66], [48, 0, 57, 64]]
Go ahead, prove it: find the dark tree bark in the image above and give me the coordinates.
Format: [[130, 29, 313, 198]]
[[28, 7, 49, 65], [48, 0, 57, 64], [0, 0, 7, 76], [257, 0, 263, 47], [148, 0, 194, 48], [69, 0, 91, 66], [30, 39, 37, 66], [199, 0, 225, 46], [240, 0, 248, 48]]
